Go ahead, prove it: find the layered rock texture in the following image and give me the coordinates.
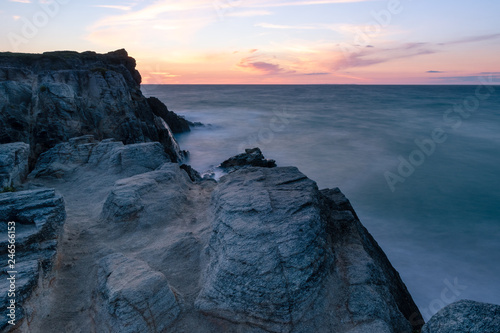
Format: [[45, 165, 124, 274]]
[[0, 49, 188, 166], [1, 49, 495, 333]]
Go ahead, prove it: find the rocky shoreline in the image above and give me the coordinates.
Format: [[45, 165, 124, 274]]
[[1, 50, 498, 332]]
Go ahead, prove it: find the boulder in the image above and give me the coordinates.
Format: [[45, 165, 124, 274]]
[[0, 142, 29, 189], [219, 147, 276, 171], [95, 253, 181, 333], [422, 300, 500, 333], [0, 188, 65, 330]]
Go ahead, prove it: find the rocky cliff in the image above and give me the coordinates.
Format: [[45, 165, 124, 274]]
[[0, 49, 190, 167], [0, 50, 497, 333]]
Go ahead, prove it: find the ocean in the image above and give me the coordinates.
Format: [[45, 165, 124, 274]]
[[142, 84, 500, 320]]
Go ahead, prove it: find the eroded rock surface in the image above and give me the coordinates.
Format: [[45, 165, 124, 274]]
[[0, 189, 65, 331]]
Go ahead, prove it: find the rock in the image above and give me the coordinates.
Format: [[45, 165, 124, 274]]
[[196, 166, 423, 332], [95, 253, 181, 333], [100, 163, 191, 223], [147, 96, 191, 133], [422, 300, 500, 333], [0, 49, 187, 165], [180, 164, 202, 182], [219, 147, 276, 171], [0, 188, 65, 330], [29, 136, 169, 179], [0, 142, 29, 189]]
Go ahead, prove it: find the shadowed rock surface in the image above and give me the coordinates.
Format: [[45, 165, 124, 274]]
[[421, 300, 500, 333], [0, 142, 29, 189], [220, 147, 277, 171], [0, 49, 189, 166]]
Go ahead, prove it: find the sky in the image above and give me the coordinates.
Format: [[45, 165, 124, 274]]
[[0, 0, 499, 84]]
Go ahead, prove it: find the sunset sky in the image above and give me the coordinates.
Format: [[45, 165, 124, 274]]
[[1, 0, 499, 84]]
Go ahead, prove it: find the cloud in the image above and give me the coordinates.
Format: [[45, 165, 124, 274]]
[[245, 0, 377, 8], [256, 22, 319, 30], [426, 70, 444, 73], [334, 43, 436, 71], [302, 72, 330, 75], [238, 56, 295, 75], [92, 5, 132, 11], [226, 10, 272, 17], [444, 33, 500, 45], [8, 0, 31, 3], [429, 74, 500, 83]]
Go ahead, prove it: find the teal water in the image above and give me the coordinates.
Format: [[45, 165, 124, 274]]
[[142, 84, 500, 319]]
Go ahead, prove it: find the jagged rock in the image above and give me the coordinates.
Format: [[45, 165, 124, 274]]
[[29, 136, 169, 179], [180, 164, 202, 182], [421, 300, 500, 333], [0, 142, 29, 189], [95, 253, 181, 333], [219, 147, 276, 171], [0, 49, 187, 165], [0, 188, 65, 331], [147, 97, 191, 133], [196, 166, 423, 332]]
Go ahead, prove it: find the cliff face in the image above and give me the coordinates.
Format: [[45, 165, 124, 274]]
[[0, 49, 188, 167]]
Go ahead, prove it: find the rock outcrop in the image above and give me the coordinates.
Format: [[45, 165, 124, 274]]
[[220, 147, 277, 171], [0, 188, 65, 331], [0, 142, 29, 189], [422, 300, 500, 333], [0, 49, 188, 166]]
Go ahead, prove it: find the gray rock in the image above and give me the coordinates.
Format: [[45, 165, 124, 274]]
[[196, 166, 423, 332], [219, 147, 276, 171], [29, 136, 169, 179], [0, 142, 29, 189], [0, 49, 186, 164], [0, 188, 65, 331], [147, 96, 191, 134], [422, 300, 500, 333], [100, 163, 191, 224], [95, 253, 181, 333]]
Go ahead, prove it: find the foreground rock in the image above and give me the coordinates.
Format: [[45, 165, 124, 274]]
[[196, 166, 423, 332], [0, 49, 188, 165], [422, 300, 500, 333], [95, 253, 181, 333], [0, 188, 65, 331], [0, 142, 29, 189]]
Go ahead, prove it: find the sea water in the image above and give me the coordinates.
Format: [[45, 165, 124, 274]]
[[142, 84, 500, 320]]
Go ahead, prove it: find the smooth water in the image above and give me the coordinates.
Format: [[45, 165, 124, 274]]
[[142, 84, 500, 319]]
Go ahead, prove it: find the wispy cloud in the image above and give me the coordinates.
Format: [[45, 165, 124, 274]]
[[238, 56, 295, 75], [444, 33, 500, 45], [93, 5, 132, 11], [426, 70, 444, 73], [256, 22, 319, 30], [8, 0, 31, 3], [246, 0, 377, 8], [226, 10, 272, 17]]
